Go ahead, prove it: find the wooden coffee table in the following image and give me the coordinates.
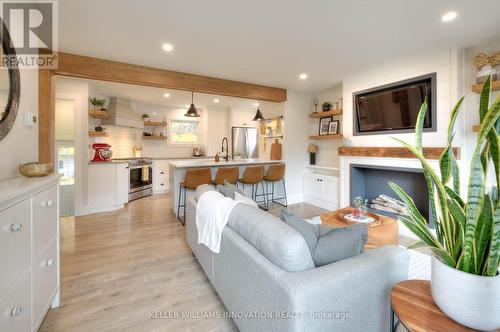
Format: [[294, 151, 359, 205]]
[[321, 207, 398, 249], [390, 280, 478, 332]]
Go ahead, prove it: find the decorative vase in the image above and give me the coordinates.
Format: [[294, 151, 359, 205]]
[[309, 153, 316, 165], [431, 255, 500, 330]]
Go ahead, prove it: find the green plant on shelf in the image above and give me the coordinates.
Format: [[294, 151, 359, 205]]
[[89, 97, 106, 110]]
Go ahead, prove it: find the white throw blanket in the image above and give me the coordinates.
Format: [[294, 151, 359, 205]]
[[196, 190, 240, 253]]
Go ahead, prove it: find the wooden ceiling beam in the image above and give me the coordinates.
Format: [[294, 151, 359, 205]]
[[53, 52, 287, 102]]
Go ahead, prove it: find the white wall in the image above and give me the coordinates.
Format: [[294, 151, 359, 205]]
[[283, 90, 312, 203], [310, 84, 343, 167], [0, 69, 38, 181], [55, 77, 89, 216], [342, 47, 465, 149], [55, 99, 75, 140], [464, 41, 500, 188]]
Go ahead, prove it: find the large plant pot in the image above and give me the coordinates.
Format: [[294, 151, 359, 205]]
[[431, 255, 500, 330]]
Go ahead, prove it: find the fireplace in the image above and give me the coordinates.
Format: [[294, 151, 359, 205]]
[[350, 164, 433, 227]]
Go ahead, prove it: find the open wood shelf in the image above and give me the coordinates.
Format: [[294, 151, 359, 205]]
[[88, 109, 108, 119], [309, 134, 343, 140], [142, 135, 167, 140], [310, 109, 342, 118], [143, 121, 167, 126], [471, 80, 500, 93], [88, 131, 108, 137]]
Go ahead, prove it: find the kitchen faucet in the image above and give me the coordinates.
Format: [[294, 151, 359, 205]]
[[221, 137, 229, 161]]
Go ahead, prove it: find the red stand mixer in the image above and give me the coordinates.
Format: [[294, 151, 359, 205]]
[[91, 143, 112, 162]]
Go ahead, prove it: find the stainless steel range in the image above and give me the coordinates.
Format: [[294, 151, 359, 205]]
[[114, 157, 153, 201]]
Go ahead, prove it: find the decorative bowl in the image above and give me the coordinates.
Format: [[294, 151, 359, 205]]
[[18, 162, 53, 177]]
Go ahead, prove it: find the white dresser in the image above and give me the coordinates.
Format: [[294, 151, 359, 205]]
[[0, 174, 60, 332]]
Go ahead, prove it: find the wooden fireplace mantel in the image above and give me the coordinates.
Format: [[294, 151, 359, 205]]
[[338, 146, 461, 160]]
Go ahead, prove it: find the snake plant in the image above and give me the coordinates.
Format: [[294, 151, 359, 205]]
[[389, 75, 500, 277]]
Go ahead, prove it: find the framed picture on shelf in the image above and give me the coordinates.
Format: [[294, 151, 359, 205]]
[[319, 116, 332, 135], [328, 120, 340, 135]]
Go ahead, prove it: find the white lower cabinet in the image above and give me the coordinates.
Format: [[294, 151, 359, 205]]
[[153, 160, 169, 194], [88, 163, 129, 213], [303, 172, 339, 210], [0, 271, 31, 332], [32, 238, 58, 329], [0, 175, 60, 332]]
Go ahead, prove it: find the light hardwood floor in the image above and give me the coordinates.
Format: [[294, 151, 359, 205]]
[[40, 193, 421, 331], [40, 194, 328, 332], [40, 194, 239, 332]]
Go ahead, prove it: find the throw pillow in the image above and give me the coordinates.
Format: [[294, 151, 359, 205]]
[[313, 223, 368, 267], [234, 192, 258, 207], [218, 180, 245, 199], [280, 210, 368, 267], [280, 210, 319, 255]]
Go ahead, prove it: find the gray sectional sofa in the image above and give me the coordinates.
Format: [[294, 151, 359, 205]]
[[185, 187, 409, 332]]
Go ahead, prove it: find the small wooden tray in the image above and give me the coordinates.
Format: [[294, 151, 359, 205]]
[[321, 208, 382, 228]]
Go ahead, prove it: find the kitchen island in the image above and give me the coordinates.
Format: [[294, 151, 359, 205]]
[[169, 158, 283, 216]]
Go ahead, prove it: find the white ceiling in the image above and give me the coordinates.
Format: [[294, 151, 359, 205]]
[[59, 0, 500, 92]]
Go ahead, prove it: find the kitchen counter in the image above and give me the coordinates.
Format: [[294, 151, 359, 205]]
[[88, 160, 129, 164], [169, 158, 282, 169], [169, 158, 284, 216]]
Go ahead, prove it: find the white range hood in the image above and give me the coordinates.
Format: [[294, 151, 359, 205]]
[[101, 97, 144, 129]]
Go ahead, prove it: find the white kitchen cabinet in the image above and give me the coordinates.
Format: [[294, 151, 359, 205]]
[[230, 108, 258, 128], [153, 160, 169, 194], [88, 162, 129, 214], [0, 175, 60, 332], [116, 163, 130, 205], [303, 172, 340, 210]]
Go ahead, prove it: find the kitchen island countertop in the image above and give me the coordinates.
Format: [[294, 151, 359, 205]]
[[168, 158, 283, 169]]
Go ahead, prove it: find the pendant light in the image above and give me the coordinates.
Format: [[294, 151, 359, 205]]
[[252, 101, 264, 121], [184, 91, 200, 117]]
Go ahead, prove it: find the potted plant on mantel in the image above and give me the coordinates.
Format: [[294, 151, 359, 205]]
[[388, 75, 500, 331]]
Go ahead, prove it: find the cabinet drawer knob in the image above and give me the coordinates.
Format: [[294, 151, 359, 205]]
[[47, 200, 54, 207], [10, 223, 23, 232], [160, 183, 164, 186], [10, 306, 22, 318], [160, 171, 164, 174], [46, 259, 54, 267]]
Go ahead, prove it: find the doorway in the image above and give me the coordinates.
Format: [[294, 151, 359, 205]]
[[55, 99, 76, 216]]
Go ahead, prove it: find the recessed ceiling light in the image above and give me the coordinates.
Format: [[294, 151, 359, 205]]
[[162, 43, 173, 52], [214, 98, 219, 103], [299, 73, 308, 80], [441, 11, 457, 22], [164, 93, 170, 98]]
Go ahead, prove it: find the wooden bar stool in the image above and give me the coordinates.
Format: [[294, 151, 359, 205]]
[[264, 164, 287, 207], [238, 165, 267, 209], [212, 167, 239, 186], [177, 168, 212, 224]]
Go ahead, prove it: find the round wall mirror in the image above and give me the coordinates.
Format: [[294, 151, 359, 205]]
[[0, 18, 21, 141]]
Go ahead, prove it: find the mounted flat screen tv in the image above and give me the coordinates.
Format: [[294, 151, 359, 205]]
[[353, 73, 436, 136]]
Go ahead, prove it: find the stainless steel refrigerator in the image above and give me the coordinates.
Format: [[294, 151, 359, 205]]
[[232, 127, 258, 159]]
